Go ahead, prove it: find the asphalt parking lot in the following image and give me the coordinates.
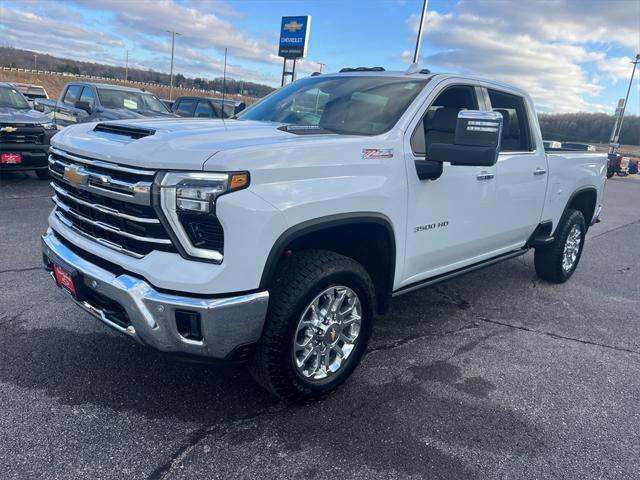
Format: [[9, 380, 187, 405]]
[[1, 173, 639, 480]]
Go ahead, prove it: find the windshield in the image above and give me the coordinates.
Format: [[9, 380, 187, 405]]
[[97, 88, 169, 114], [237, 75, 428, 135], [0, 86, 31, 109]]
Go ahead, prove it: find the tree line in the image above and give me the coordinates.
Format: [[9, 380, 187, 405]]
[[0, 46, 275, 98], [538, 112, 639, 146]]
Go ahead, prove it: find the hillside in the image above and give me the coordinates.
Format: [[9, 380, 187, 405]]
[[0, 70, 256, 104], [539, 113, 639, 146], [0, 46, 275, 98]]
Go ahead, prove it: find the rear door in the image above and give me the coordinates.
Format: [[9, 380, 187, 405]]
[[482, 86, 548, 246]]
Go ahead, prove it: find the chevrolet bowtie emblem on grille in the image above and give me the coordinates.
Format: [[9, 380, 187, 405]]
[[63, 165, 89, 186], [0, 126, 17, 133], [283, 20, 303, 32], [330, 327, 337, 342]]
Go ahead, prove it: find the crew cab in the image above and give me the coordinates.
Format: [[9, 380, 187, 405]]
[[40, 70, 606, 401], [37, 82, 173, 128], [0, 82, 57, 179]]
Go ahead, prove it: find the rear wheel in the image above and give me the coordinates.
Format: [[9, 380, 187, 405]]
[[249, 249, 375, 402], [534, 209, 586, 283]]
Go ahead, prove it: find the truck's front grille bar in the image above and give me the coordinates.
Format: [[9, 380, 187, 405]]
[[49, 148, 177, 258], [49, 151, 152, 205]]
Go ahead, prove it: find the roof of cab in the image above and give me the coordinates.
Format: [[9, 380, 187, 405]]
[[65, 82, 152, 93]]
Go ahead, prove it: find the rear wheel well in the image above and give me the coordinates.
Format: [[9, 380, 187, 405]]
[[261, 218, 395, 313], [567, 189, 597, 227]]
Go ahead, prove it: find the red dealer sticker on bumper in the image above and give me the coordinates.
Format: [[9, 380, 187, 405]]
[[53, 264, 78, 298], [1, 153, 22, 164]]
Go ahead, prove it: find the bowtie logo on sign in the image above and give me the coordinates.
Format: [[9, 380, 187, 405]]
[[283, 20, 303, 33]]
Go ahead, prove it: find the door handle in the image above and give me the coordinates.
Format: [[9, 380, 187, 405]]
[[476, 171, 495, 181], [533, 168, 547, 176]]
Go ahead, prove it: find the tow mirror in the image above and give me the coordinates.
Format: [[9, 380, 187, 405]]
[[427, 110, 502, 167], [74, 100, 93, 114]]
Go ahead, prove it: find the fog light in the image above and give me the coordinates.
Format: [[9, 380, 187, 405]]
[[175, 310, 202, 341]]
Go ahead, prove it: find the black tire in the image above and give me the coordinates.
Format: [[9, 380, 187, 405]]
[[606, 171, 615, 179], [534, 209, 586, 283], [35, 169, 51, 180], [249, 249, 375, 402]]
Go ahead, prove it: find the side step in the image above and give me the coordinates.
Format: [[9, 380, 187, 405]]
[[392, 249, 528, 297]]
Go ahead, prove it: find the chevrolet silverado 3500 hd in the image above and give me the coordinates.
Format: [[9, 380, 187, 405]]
[[41, 70, 607, 401]]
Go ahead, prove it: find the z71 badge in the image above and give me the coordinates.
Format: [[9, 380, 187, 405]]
[[362, 148, 393, 159]]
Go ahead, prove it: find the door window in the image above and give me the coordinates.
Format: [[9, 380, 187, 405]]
[[411, 85, 478, 157], [487, 89, 532, 152], [63, 85, 82, 106], [194, 100, 214, 118], [174, 98, 196, 117], [79, 87, 95, 107]]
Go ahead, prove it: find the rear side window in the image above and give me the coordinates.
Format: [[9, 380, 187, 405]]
[[174, 98, 196, 117], [487, 89, 533, 152], [63, 85, 82, 106], [194, 101, 214, 118]]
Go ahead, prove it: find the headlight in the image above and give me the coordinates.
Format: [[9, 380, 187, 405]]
[[41, 122, 57, 130], [158, 171, 249, 262]]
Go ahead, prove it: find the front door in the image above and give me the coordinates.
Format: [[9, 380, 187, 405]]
[[401, 81, 503, 288]]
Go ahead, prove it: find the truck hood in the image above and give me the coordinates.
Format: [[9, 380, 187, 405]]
[[0, 107, 49, 124], [51, 118, 339, 170]]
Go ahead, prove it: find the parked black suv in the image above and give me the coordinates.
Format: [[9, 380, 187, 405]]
[[0, 83, 57, 179], [172, 96, 246, 119]]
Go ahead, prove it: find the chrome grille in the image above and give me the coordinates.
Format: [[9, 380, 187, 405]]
[[49, 148, 176, 258]]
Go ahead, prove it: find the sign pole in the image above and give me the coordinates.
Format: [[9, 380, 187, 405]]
[[281, 58, 287, 87]]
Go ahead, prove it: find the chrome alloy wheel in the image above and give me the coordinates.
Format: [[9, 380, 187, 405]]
[[562, 224, 582, 273], [292, 286, 362, 381]]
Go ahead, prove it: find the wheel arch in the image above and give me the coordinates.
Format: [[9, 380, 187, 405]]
[[561, 186, 598, 231], [259, 212, 397, 313]]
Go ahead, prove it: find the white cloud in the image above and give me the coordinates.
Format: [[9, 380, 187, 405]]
[[404, 1, 640, 113]]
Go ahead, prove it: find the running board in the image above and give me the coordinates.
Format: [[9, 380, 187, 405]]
[[392, 249, 528, 297]]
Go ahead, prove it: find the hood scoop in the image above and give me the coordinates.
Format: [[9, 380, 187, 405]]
[[93, 123, 156, 140]]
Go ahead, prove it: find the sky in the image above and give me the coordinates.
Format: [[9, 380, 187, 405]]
[[1, 0, 639, 114]]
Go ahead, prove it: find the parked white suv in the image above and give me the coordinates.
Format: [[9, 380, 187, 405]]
[[41, 70, 606, 400]]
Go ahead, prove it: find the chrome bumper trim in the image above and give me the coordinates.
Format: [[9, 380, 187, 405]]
[[42, 228, 269, 360]]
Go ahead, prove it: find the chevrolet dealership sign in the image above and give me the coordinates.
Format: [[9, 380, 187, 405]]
[[278, 16, 311, 59]]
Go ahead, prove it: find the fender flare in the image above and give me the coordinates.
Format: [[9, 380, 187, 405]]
[[556, 186, 598, 233], [258, 212, 397, 295]]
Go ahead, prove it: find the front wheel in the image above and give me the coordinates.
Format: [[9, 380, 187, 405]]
[[534, 209, 586, 283], [249, 249, 375, 402]]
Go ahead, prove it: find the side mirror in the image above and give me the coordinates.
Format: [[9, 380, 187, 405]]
[[74, 100, 93, 114], [427, 110, 502, 167], [34, 101, 45, 112]]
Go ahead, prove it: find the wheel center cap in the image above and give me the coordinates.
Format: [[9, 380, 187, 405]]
[[323, 323, 340, 345]]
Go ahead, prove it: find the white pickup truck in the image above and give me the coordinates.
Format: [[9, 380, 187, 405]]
[[41, 69, 606, 401]]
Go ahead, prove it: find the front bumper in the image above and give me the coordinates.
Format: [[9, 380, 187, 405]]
[[41, 228, 269, 360], [0, 144, 49, 171]]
